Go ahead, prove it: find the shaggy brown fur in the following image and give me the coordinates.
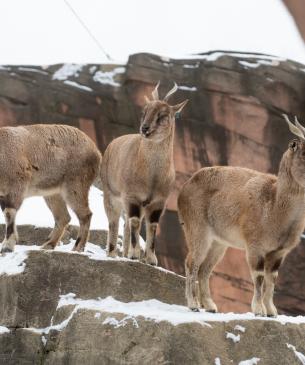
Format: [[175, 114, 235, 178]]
[[0, 124, 102, 253], [178, 115, 305, 316], [101, 83, 188, 265]]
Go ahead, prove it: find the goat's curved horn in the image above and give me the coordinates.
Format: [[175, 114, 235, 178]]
[[164, 82, 178, 102], [294, 116, 305, 136], [283, 114, 305, 140], [151, 81, 160, 100]]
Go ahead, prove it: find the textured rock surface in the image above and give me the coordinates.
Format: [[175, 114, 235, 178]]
[[1, 52, 305, 314], [0, 228, 305, 365]]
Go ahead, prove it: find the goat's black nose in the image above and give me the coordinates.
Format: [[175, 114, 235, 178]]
[[141, 125, 149, 134]]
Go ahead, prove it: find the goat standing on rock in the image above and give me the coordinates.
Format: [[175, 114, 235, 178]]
[[0, 124, 102, 254], [101, 82, 188, 265], [178, 114, 305, 316]]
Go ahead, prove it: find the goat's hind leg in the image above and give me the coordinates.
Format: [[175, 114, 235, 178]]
[[144, 203, 164, 266], [198, 241, 226, 313], [0, 194, 23, 253], [185, 228, 212, 311], [104, 192, 121, 257], [65, 185, 92, 252], [126, 202, 143, 260], [42, 194, 71, 249]]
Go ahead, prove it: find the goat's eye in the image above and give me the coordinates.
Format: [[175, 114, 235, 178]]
[[157, 115, 168, 125]]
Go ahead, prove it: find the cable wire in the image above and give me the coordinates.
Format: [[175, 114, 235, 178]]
[[63, 0, 112, 61]]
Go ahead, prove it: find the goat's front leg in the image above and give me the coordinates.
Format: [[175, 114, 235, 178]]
[[263, 250, 285, 317], [247, 252, 266, 316], [144, 203, 164, 266]]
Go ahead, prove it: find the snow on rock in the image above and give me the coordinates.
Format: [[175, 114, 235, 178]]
[[214, 358, 221, 365], [0, 326, 10, 335], [287, 344, 305, 365], [226, 332, 240, 343], [102, 315, 139, 329], [54, 294, 305, 327], [92, 67, 125, 87], [239, 358, 260, 365], [18, 67, 48, 75], [178, 85, 197, 91], [234, 324, 246, 333], [63, 80, 93, 92], [239, 59, 281, 69], [52, 64, 83, 80], [0, 245, 40, 276]]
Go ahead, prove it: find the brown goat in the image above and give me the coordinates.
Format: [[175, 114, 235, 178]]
[[0, 124, 102, 254], [101, 82, 188, 264], [178, 115, 305, 316]]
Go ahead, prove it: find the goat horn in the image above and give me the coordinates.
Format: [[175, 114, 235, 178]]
[[151, 81, 160, 100], [283, 114, 305, 140], [294, 116, 305, 136], [164, 82, 178, 102]]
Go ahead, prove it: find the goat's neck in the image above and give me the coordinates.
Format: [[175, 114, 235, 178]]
[[139, 124, 175, 167], [275, 156, 305, 215]]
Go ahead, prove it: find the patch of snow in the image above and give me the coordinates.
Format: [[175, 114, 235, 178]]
[[234, 324, 246, 333], [239, 358, 260, 365], [239, 60, 260, 69], [63, 80, 93, 92], [215, 358, 221, 365], [287, 344, 305, 365], [18, 67, 48, 75], [55, 294, 305, 326], [176, 52, 285, 63], [239, 59, 281, 69], [178, 85, 197, 91], [92, 67, 125, 87], [183, 63, 199, 69], [94, 312, 101, 319], [103, 315, 139, 329], [41, 336, 47, 346], [226, 332, 240, 343], [52, 64, 83, 81], [89, 66, 97, 74], [0, 66, 11, 71], [0, 326, 10, 335], [0, 245, 40, 276]]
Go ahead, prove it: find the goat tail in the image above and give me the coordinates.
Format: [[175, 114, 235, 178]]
[[93, 152, 103, 191]]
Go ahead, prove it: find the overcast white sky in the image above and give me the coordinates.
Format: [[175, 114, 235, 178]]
[[0, 0, 304, 65]]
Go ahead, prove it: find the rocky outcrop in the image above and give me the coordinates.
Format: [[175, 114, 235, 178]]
[[1, 52, 305, 314], [1, 228, 305, 365]]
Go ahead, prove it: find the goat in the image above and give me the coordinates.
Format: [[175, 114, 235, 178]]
[[101, 82, 188, 265], [0, 124, 102, 254], [178, 114, 305, 316]]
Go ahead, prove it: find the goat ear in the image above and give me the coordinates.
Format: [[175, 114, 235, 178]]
[[289, 139, 298, 152], [171, 99, 188, 117]]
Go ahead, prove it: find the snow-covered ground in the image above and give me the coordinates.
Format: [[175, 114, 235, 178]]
[[0, 0, 304, 65]]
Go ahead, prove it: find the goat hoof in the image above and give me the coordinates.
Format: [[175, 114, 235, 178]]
[[107, 250, 117, 258], [190, 307, 200, 312], [41, 242, 55, 250], [72, 245, 84, 252], [267, 314, 277, 318], [0, 247, 13, 254], [206, 309, 216, 313]]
